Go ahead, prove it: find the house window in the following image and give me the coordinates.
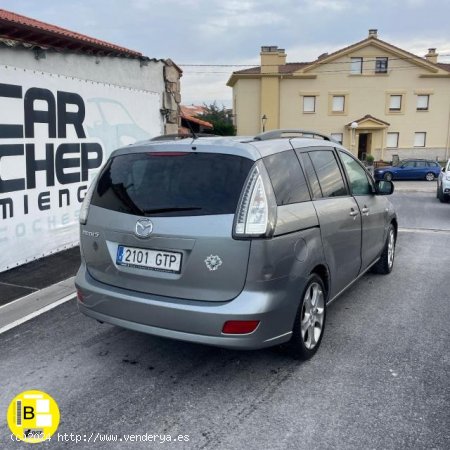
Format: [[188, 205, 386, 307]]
[[417, 95, 429, 111], [389, 95, 402, 111], [386, 132, 399, 148], [375, 57, 388, 73], [303, 96, 316, 113], [351, 57, 363, 74], [414, 132, 426, 147], [331, 133, 343, 144], [332, 95, 345, 112]]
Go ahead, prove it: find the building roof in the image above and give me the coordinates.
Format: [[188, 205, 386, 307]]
[[234, 62, 310, 75], [228, 33, 450, 86], [346, 114, 390, 127], [181, 105, 208, 116], [437, 63, 450, 71], [300, 35, 450, 74], [179, 106, 212, 129], [0, 8, 142, 57], [180, 105, 213, 129], [180, 113, 213, 129]]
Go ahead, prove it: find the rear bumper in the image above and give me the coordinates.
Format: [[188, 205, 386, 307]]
[[75, 263, 295, 350]]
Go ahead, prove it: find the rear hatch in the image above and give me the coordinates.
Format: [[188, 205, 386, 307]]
[[82, 148, 254, 302]]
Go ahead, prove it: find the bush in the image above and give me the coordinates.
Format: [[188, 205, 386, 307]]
[[197, 102, 236, 136]]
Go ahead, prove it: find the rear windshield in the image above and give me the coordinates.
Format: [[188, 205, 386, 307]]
[[91, 152, 253, 217]]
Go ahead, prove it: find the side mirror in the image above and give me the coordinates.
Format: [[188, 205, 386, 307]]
[[376, 180, 394, 195]]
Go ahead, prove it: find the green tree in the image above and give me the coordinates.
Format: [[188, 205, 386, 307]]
[[197, 102, 236, 136]]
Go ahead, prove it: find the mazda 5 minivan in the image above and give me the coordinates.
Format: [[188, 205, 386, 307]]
[[75, 130, 397, 359]]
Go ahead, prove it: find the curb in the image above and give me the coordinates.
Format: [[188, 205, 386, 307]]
[[0, 277, 76, 334]]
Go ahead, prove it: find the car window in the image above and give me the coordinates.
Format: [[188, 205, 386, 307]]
[[92, 152, 253, 217], [307, 150, 348, 198], [427, 161, 437, 167], [297, 152, 323, 199], [263, 150, 311, 205], [402, 161, 415, 168], [339, 151, 373, 196], [416, 161, 427, 168]]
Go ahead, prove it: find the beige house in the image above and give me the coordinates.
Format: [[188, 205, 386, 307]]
[[227, 30, 450, 161]]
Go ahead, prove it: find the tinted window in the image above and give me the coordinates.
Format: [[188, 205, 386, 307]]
[[339, 151, 373, 195], [416, 161, 427, 168], [264, 150, 310, 205], [427, 161, 438, 167], [297, 152, 322, 199], [92, 152, 253, 217], [402, 161, 415, 168], [308, 150, 347, 197]]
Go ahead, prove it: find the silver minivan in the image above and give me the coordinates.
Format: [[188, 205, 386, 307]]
[[75, 130, 397, 359]]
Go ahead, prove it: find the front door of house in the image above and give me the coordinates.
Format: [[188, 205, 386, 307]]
[[357, 133, 372, 161]]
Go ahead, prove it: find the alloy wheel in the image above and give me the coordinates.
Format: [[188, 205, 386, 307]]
[[300, 282, 325, 350], [387, 229, 395, 268]]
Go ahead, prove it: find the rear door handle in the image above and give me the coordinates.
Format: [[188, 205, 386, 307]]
[[349, 209, 358, 217], [362, 207, 369, 215]]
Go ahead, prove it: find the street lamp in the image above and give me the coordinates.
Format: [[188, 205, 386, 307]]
[[261, 114, 268, 132], [350, 121, 358, 148]]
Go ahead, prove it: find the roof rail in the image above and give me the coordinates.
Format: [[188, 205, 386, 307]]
[[254, 129, 336, 142]]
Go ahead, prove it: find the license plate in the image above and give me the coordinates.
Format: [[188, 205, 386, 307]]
[[116, 245, 182, 273]]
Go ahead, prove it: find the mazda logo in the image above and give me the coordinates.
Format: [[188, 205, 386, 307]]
[[135, 218, 153, 238]]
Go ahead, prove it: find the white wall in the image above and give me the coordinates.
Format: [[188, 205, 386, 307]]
[[0, 45, 167, 271], [0, 44, 166, 94]]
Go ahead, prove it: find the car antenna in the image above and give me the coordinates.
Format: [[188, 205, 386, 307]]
[[184, 110, 198, 140]]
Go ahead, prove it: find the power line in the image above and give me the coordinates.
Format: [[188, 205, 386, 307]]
[[182, 64, 450, 75], [179, 54, 450, 68]]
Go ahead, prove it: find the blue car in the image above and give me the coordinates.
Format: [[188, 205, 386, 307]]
[[374, 159, 441, 181]]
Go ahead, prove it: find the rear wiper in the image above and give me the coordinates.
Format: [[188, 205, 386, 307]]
[[143, 207, 202, 214]]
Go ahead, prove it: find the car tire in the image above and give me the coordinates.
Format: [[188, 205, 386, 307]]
[[440, 193, 450, 203], [372, 224, 396, 275], [285, 274, 326, 360], [425, 172, 435, 181], [437, 184, 449, 203], [383, 172, 393, 181]]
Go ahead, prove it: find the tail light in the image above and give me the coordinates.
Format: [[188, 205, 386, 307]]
[[79, 176, 98, 225], [76, 289, 84, 303], [234, 163, 276, 238], [222, 320, 260, 334]]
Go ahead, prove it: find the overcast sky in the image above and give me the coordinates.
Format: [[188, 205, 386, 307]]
[[2, 0, 450, 107]]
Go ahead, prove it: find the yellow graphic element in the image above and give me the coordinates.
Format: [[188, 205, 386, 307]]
[[7, 390, 60, 444]]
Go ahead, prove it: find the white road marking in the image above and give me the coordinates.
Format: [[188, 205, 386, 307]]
[[0, 292, 75, 335], [398, 227, 450, 235]]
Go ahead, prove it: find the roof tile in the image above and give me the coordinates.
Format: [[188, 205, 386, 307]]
[[0, 8, 141, 57]]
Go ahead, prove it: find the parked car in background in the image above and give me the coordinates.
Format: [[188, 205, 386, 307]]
[[374, 159, 441, 181], [76, 129, 397, 360], [437, 159, 450, 203]]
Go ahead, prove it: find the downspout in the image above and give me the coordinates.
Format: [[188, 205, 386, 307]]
[[381, 128, 386, 161], [279, 75, 283, 129]]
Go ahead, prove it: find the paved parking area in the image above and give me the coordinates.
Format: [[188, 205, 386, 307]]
[[0, 247, 80, 305], [0, 182, 449, 450], [392, 180, 438, 193]]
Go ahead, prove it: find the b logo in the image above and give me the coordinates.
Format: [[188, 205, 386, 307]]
[[7, 390, 60, 443]]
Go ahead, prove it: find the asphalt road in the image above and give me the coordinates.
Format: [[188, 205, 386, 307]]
[[1, 184, 449, 450]]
